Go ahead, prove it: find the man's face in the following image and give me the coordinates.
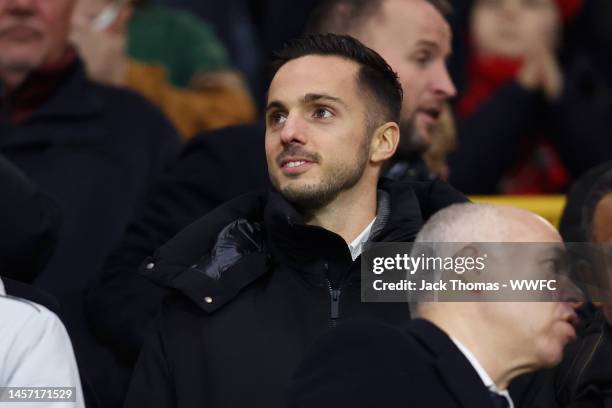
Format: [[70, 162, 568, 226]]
[[484, 221, 579, 367], [471, 0, 560, 57], [357, 0, 456, 152], [0, 0, 74, 75], [265, 55, 372, 209]]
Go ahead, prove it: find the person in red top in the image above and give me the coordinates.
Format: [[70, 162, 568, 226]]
[[448, 0, 612, 194]]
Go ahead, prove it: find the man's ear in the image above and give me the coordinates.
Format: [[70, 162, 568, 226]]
[[370, 122, 399, 164]]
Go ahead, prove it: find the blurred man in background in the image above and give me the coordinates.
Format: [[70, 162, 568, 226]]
[[308, 0, 457, 180], [0, 0, 180, 405], [71, 0, 256, 140]]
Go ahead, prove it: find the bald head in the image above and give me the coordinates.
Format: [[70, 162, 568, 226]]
[[416, 203, 561, 243]]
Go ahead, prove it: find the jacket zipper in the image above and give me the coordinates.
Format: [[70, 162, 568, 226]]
[[326, 278, 342, 328]]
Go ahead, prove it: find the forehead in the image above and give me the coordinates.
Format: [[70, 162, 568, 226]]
[[268, 55, 360, 104], [366, 0, 451, 51]]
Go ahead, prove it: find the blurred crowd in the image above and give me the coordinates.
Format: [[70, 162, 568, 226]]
[[1, 0, 612, 407]]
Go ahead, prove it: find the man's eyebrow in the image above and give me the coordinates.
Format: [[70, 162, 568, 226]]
[[303, 93, 349, 109], [414, 39, 441, 51], [266, 101, 285, 112]]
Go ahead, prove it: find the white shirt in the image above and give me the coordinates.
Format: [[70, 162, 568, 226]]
[[348, 217, 376, 261], [450, 337, 514, 408], [0, 278, 86, 408]]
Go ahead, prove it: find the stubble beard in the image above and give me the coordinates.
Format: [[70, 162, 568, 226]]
[[395, 119, 428, 159], [272, 134, 371, 210]]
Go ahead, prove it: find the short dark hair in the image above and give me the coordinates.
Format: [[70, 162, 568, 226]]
[[269, 33, 403, 127], [306, 0, 452, 36]]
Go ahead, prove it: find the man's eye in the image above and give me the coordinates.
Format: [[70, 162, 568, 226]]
[[269, 112, 287, 124], [313, 108, 333, 119], [413, 51, 433, 65]]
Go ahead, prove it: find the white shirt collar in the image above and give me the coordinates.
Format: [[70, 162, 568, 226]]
[[450, 337, 514, 408], [0, 277, 5, 295], [348, 217, 376, 261]]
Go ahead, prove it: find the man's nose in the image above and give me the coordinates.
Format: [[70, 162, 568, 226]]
[[279, 114, 307, 145], [558, 274, 585, 306], [433, 65, 457, 99]]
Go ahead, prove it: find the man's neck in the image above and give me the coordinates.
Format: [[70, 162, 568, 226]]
[[424, 309, 534, 390], [303, 186, 377, 244]]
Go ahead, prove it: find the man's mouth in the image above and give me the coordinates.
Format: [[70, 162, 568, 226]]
[[284, 160, 307, 168], [279, 157, 315, 174], [562, 310, 580, 341], [417, 107, 442, 122]]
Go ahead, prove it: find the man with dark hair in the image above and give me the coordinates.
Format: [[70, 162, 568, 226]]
[[306, 0, 456, 180], [87, 2, 461, 376], [124, 33, 466, 408]]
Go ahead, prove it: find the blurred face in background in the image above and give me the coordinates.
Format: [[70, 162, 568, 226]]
[[0, 0, 75, 82], [356, 0, 456, 154], [471, 0, 561, 57]]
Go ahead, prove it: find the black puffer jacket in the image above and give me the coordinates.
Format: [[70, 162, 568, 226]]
[[124, 178, 467, 408]]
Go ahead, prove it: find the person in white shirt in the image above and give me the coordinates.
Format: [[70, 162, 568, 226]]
[[0, 277, 85, 408]]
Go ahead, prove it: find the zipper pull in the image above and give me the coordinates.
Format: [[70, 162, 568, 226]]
[[330, 289, 341, 320]]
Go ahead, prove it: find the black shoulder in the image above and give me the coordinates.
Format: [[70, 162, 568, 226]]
[[406, 178, 469, 220], [141, 193, 270, 313]]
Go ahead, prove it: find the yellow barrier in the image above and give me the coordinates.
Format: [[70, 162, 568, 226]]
[[469, 195, 567, 227]]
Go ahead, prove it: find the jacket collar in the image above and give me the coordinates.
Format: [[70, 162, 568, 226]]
[[143, 179, 426, 312], [1, 53, 105, 128], [26, 56, 105, 122], [407, 319, 495, 408], [264, 178, 423, 264]]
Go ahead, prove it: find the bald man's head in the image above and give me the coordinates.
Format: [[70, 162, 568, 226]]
[[416, 203, 561, 243], [413, 203, 579, 377]]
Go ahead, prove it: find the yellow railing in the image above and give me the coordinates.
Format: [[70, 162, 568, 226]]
[[469, 195, 567, 227]]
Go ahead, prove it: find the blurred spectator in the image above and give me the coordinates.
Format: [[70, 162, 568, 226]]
[[0, 0, 179, 405], [0, 277, 86, 408], [560, 161, 612, 242], [448, 0, 612, 194], [151, 0, 318, 107], [307, 0, 457, 182], [553, 163, 612, 406], [71, 0, 256, 140]]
